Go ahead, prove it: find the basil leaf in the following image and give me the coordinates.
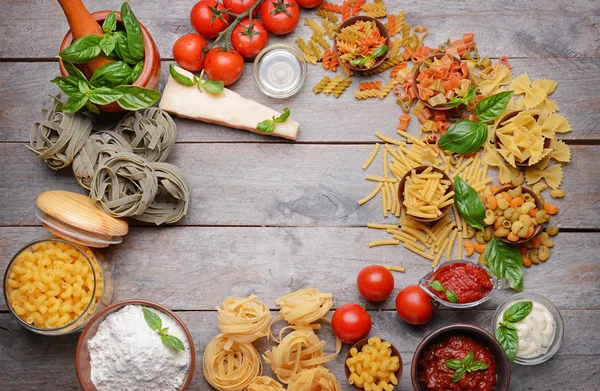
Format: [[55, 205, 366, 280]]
[[452, 367, 466, 383], [63, 93, 89, 113], [474, 90, 514, 123], [63, 61, 88, 81], [445, 289, 459, 303], [121, 2, 144, 61], [169, 64, 194, 86], [102, 11, 117, 34], [485, 236, 523, 291], [274, 107, 291, 123], [370, 45, 388, 58], [257, 120, 276, 133], [429, 280, 445, 292], [438, 120, 488, 154], [454, 176, 486, 231], [462, 352, 474, 367], [445, 359, 462, 370], [159, 327, 169, 336], [59, 34, 102, 64], [85, 101, 100, 114], [202, 80, 225, 94], [90, 61, 133, 87], [503, 301, 533, 323], [88, 86, 123, 105], [114, 85, 161, 111], [496, 325, 519, 361], [114, 31, 138, 64], [142, 308, 162, 331], [444, 86, 476, 108], [50, 76, 81, 95], [99, 34, 117, 57], [161, 334, 186, 351], [78, 80, 91, 95], [468, 361, 489, 372], [129, 61, 144, 84]]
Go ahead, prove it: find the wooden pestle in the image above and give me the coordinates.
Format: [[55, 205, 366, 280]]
[[57, 0, 114, 79]]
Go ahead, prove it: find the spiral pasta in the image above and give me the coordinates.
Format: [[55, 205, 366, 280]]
[[341, 0, 351, 22], [316, 8, 338, 22], [311, 33, 330, 50], [309, 40, 323, 60], [354, 89, 380, 100], [305, 18, 326, 36], [321, 19, 338, 39], [247, 377, 286, 391], [296, 37, 318, 64], [287, 367, 342, 391], [352, 0, 365, 16], [275, 288, 333, 326], [378, 79, 399, 99], [313, 76, 332, 94], [359, 81, 382, 91], [322, 76, 344, 95], [216, 295, 270, 345], [203, 334, 263, 391], [361, 3, 387, 18], [333, 78, 352, 98], [319, 1, 342, 13]]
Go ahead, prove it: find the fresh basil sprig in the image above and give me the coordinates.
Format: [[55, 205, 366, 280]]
[[142, 308, 186, 351], [257, 108, 291, 133], [59, 35, 102, 64], [454, 176, 486, 230], [444, 87, 476, 108], [495, 301, 533, 361], [438, 120, 488, 154], [113, 85, 162, 110], [169, 64, 224, 94], [89, 61, 133, 87], [485, 236, 523, 291], [102, 11, 117, 34], [349, 45, 388, 66], [429, 280, 459, 303], [121, 2, 144, 61], [474, 90, 514, 123], [99, 11, 118, 56], [445, 352, 489, 382]]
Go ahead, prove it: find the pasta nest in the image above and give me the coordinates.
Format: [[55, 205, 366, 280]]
[[275, 288, 333, 326], [216, 295, 271, 344], [203, 334, 263, 391], [247, 376, 286, 391], [287, 367, 342, 391]]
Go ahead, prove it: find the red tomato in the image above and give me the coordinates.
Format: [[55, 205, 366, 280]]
[[259, 0, 300, 35], [203, 48, 245, 86], [231, 19, 269, 58], [223, 0, 260, 16], [296, 0, 322, 8], [172, 34, 207, 72], [357, 265, 394, 302], [395, 285, 434, 325], [190, 0, 230, 39], [332, 303, 372, 343]]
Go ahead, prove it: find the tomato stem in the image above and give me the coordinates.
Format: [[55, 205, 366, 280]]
[[210, 0, 265, 51]]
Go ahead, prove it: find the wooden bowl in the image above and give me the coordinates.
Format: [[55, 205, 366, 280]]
[[333, 16, 390, 72], [411, 324, 510, 391], [76, 299, 195, 391], [488, 185, 544, 245], [413, 53, 469, 111], [398, 165, 454, 223], [59, 11, 161, 112], [494, 110, 551, 167], [344, 338, 403, 389]]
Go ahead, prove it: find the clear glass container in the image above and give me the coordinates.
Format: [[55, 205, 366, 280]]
[[419, 260, 510, 308], [492, 293, 564, 365], [253, 44, 307, 98], [3, 237, 113, 335]]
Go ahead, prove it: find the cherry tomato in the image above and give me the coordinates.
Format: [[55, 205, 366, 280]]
[[296, 0, 323, 8], [223, 0, 260, 16], [190, 0, 230, 39], [357, 265, 394, 302], [395, 285, 434, 325], [231, 19, 269, 58], [172, 34, 207, 72], [203, 48, 245, 86], [259, 0, 300, 35], [332, 303, 372, 343]]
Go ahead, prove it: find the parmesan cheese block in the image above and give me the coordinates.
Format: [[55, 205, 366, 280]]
[[159, 66, 300, 140]]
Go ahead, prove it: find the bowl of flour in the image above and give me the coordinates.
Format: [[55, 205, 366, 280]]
[[76, 300, 195, 391]]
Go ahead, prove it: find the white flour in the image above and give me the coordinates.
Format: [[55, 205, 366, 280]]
[[88, 305, 190, 391]]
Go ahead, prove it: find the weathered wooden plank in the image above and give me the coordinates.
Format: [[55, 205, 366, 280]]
[[0, 143, 597, 228], [0, 310, 598, 390], [0, 58, 599, 143], [1, 227, 598, 311], [0, 0, 598, 59]]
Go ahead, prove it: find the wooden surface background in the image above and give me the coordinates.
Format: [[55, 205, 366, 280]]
[[1, 1, 599, 390]]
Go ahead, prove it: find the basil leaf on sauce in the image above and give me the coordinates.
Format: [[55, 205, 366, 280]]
[[452, 368, 466, 383], [469, 361, 489, 372], [445, 359, 462, 370], [496, 325, 519, 361], [446, 351, 489, 382], [454, 176, 486, 231], [485, 236, 524, 291], [474, 90, 514, 123], [438, 120, 488, 154], [445, 289, 459, 303], [503, 301, 533, 323], [142, 308, 162, 331], [429, 280, 445, 292]]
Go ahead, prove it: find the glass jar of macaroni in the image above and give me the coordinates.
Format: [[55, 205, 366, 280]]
[[3, 237, 113, 335]]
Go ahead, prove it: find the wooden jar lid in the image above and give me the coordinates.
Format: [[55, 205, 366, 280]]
[[36, 191, 129, 246]]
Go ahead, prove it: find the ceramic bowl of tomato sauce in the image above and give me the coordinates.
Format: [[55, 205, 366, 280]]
[[411, 324, 510, 391], [419, 260, 510, 308]]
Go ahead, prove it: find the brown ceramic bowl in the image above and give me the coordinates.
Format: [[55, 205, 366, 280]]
[[75, 299, 195, 391], [398, 165, 455, 223], [59, 11, 161, 112], [411, 324, 510, 391], [488, 185, 543, 245], [494, 111, 551, 167], [333, 16, 390, 72], [344, 337, 403, 389], [413, 53, 469, 111]]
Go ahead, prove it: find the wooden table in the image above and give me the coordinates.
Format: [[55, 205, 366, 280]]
[[1, 1, 599, 390]]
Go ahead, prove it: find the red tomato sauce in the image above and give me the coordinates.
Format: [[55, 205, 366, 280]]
[[420, 335, 497, 391], [429, 263, 493, 303]]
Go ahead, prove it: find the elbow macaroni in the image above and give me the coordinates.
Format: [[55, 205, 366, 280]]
[[346, 336, 400, 391], [6, 240, 104, 329]]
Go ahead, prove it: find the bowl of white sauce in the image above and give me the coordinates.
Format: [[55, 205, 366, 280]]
[[492, 293, 564, 365], [75, 300, 195, 390], [253, 44, 307, 98]]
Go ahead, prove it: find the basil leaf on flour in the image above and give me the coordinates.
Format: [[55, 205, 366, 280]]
[[454, 176, 486, 230], [121, 2, 144, 61], [503, 301, 533, 323], [161, 334, 186, 351], [485, 236, 523, 291], [114, 85, 161, 110], [438, 120, 488, 154], [474, 90, 514, 123], [63, 93, 88, 113], [90, 61, 133, 87], [142, 308, 162, 331], [496, 325, 519, 361], [59, 35, 102, 64], [102, 11, 117, 34]]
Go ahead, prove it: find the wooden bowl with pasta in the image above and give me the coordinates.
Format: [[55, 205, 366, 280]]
[[345, 337, 403, 389], [398, 165, 455, 223], [333, 16, 390, 72], [413, 53, 469, 111], [494, 110, 551, 167]]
